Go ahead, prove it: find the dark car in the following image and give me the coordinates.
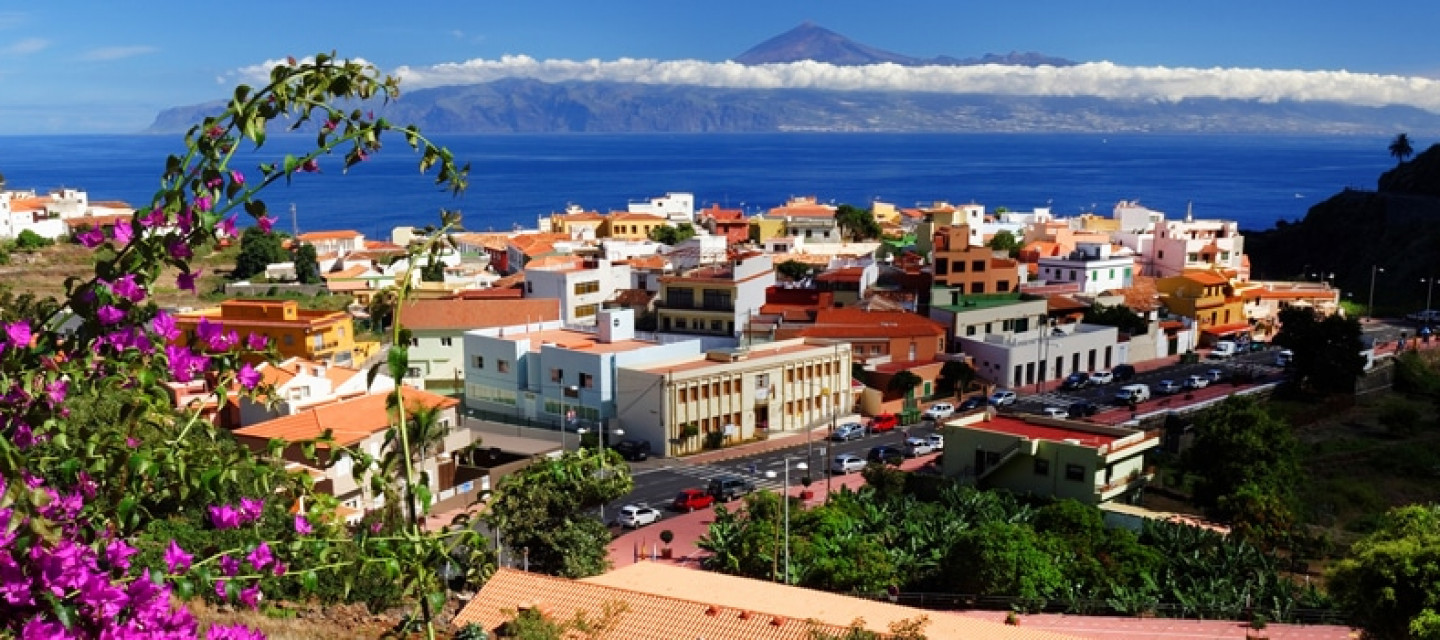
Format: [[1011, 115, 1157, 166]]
[[958, 396, 986, 411], [1060, 372, 1090, 391], [1111, 364, 1137, 382], [612, 439, 652, 462], [867, 446, 904, 466], [707, 476, 756, 502], [1067, 401, 1100, 418]]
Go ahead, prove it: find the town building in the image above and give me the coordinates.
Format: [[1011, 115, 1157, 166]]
[[782, 307, 947, 368], [546, 208, 606, 241], [627, 191, 695, 225], [295, 230, 365, 256], [398, 298, 562, 390], [1244, 281, 1344, 340], [463, 309, 704, 432], [1150, 211, 1247, 280], [1036, 241, 1135, 294], [928, 291, 1048, 347], [940, 411, 1159, 505], [616, 337, 853, 457], [762, 196, 843, 243], [958, 322, 1126, 390], [175, 299, 357, 366], [602, 212, 670, 241], [232, 387, 470, 513], [1156, 271, 1251, 345], [524, 257, 630, 325], [224, 357, 393, 428], [931, 224, 1021, 294], [656, 252, 775, 337]]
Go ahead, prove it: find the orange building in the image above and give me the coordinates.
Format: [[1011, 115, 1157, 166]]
[[931, 225, 1020, 295], [176, 299, 357, 366]]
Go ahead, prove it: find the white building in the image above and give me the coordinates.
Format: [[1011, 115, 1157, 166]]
[[524, 257, 631, 325], [628, 192, 695, 224], [1113, 200, 1165, 232], [959, 323, 1127, 390], [296, 230, 366, 256], [1151, 213, 1246, 280], [399, 298, 562, 389], [233, 357, 394, 427], [657, 252, 776, 337], [664, 235, 729, 271], [1037, 242, 1135, 294]]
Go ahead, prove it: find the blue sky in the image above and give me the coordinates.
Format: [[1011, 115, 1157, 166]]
[[2, 0, 1439, 134]]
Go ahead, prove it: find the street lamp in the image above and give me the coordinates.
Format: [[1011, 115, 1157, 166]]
[[1368, 266, 1385, 321], [577, 425, 624, 522], [1423, 277, 1437, 315], [765, 458, 808, 584]]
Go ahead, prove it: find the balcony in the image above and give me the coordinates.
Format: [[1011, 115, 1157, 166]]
[[655, 300, 735, 312]]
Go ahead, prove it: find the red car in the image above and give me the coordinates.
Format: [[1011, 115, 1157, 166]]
[[867, 413, 899, 433], [672, 488, 715, 512]]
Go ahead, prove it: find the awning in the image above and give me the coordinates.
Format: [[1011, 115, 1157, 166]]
[[1201, 322, 1252, 336]]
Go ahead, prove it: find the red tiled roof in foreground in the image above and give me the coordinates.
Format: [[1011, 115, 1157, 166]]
[[232, 387, 456, 448], [970, 415, 1121, 449]]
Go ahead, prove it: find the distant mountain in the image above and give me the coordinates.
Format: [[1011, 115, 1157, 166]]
[[145, 78, 1440, 136], [734, 22, 1075, 67]]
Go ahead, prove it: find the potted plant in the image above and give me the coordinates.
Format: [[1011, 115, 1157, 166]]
[[1247, 613, 1268, 639], [1004, 611, 1020, 626], [799, 476, 814, 500], [659, 529, 675, 559], [679, 423, 700, 439]]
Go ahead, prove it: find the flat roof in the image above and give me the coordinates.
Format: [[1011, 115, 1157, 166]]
[[969, 415, 1121, 448], [931, 293, 1029, 312], [494, 328, 659, 354], [640, 341, 833, 374]]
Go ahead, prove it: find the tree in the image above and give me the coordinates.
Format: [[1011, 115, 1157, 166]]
[[14, 229, 53, 251], [1328, 504, 1440, 640], [937, 360, 976, 397], [1390, 133, 1415, 164], [648, 222, 695, 246], [368, 286, 400, 333], [886, 370, 922, 400], [1181, 395, 1302, 542], [293, 241, 322, 284], [986, 230, 1021, 258], [233, 225, 287, 280], [484, 449, 633, 578], [1272, 305, 1366, 395], [1083, 303, 1148, 336], [777, 259, 814, 281], [835, 204, 881, 241], [941, 520, 1068, 606]]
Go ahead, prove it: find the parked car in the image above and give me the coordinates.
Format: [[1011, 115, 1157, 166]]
[[1204, 368, 1226, 383], [1208, 340, 1238, 360], [1276, 349, 1294, 367], [1111, 364, 1138, 382], [988, 390, 1017, 407], [1060, 372, 1090, 390], [866, 413, 899, 433], [612, 439, 652, 462], [671, 488, 715, 512], [830, 422, 866, 441], [1157, 379, 1181, 395], [1041, 407, 1069, 419], [1114, 383, 1151, 404], [927, 433, 945, 450], [1408, 309, 1440, 324], [830, 453, 867, 474], [867, 446, 904, 466], [618, 504, 661, 528], [1088, 370, 1115, 385], [707, 476, 756, 502], [958, 396, 987, 411], [1183, 374, 1209, 390], [903, 437, 934, 457], [922, 402, 956, 420], [1067, 401, 1100, 418]]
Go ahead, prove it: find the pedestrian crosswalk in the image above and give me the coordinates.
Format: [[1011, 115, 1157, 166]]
[[661, 463, 788, 492]]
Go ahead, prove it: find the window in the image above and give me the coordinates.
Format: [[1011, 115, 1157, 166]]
[[870, 345, 882, 355], [954, 260, 966, 273], [675, 318, 687, 329], [710, 320, 723, 332], [1033, 459, 1050, 476], [473, 356, 485, 369], [996, 280, 1011, 292], [406, 367, 421, 378], [702, 289, 732, 310], [966, 325, 977, 336], [669, 288, 694, 309], [755, 373, 769, 388], [409, 337, 419, 347], [969, 282, 984, 294], [550, 368, 564, 383], [440, 337, 453, 347], [579, 372, 594, 389], [1157, 250, 1165, 259], [497, 360, 510, 373], [575, 304, 599, 318], [527, 282, 533, 293], [1065, 464, 1086, 482], [935, 259, 948, 275], [1068, 270, 1077, 281], [284, 335, 294, 346], [574, 280, 600, 295], [971, 260, 985, 272]]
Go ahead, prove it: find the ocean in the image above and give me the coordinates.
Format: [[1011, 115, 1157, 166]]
[[0, 133, 1397, 239]]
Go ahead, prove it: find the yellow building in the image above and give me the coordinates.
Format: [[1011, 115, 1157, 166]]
[[1156, 271, 1251, 345], [176, 299, 358, 366], [747, 217, 787, 243], [870, 201, 899, 225], [602, 212, 670, 241], [547, 210, 606, 239]]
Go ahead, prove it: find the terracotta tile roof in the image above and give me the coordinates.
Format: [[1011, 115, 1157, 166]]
[[88, 200, 133, 209], [582, 563, 1081, 640], [555, 211, 605, 222], [324, 265, 371, 279], [490, 272, 525, 289], [297, 230, 362, 241], [1201, 322, 1252, 335], [363, 240, 404, 251], [260, 357, 362, 388], [398, 298, 560, 332], [450, 288, 525, 300], [623, 255, 671, 271], [1047, 294, 1090, 313], [813, 267, 865, 283], [233, 387, 456, 448], [1118, 276, 1161, 312], [610, 289, 655, 307], [525, 255, 584, 270], [64, 214, 132, 229], [1182, 271, 1229, 286], [8, 197, 48, 212], [799, 308, 945, 339], [699, 204, 745, 221], [608, 212, 667, 222], [455, 232, 512, 251], [898, 207, 925, 219]]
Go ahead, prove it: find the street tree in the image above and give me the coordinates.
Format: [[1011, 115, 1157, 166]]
[[648, 222, 696, 245], [937, 360, 976, 397], [1272, 305, 1366, 395], [776, 259, 814, 281], [835, 204, 881, 241], [233, 224, 287, 279], [1083, 303, 1148, 336], [986, 230, 1021, 258], [887, 370, 923, 400], [293, 242, 321, 284], [1328, 504, 1440, 640]]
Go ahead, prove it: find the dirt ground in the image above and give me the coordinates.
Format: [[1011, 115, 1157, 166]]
[[0, 242, 236, 307]]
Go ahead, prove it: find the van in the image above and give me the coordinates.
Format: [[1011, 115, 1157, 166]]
[[1208, 341, 1238, 360], [1114, 384, 1151, 405]]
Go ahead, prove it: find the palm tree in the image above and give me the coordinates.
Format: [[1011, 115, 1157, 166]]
[[366, 286, 399, 333], [1389, 133, 1414, 164], [887, 371, 923, 401]]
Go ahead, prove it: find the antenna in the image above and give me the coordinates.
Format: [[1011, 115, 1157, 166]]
[[290, 203, 298, 236]]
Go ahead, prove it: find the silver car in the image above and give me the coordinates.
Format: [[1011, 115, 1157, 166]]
[[830, 453, 866, 474], [903, 437, 934, 457], [618, 504, 661, 528]]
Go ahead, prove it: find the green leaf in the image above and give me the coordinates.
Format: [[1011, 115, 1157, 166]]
[[387, 346, 409, 381], [302, 570, 318, 594]]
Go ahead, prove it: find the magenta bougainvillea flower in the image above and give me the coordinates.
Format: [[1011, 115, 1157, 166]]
[[237, 363, 261, 390], [152, 311, 180, 341], [97, 305, 126, 326], [112, 220, 133, 245], [76, 227, 106, 248], [294, 514, 313, 535], [217, 214, 238, 238], [257, 215, 276, 233], [176, 269, 202, 292]]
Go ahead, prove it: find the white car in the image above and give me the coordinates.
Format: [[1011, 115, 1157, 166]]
[[1088, 370, 1115, 385], [830, 453, 866, 474], [922, 403, 956, 420], [1041, 407, 1069, 419], [988, 390, 1017, 406], [618, 504, 662, 529], [903, 437, 934, 457], [1183, 375, 1209, 390], [927, 433, 945, 450], [1276, 349, 1294, 367]]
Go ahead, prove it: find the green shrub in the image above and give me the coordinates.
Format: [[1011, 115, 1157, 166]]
[[15, 229, 53, 251], [1378, 397, 1426, 436]]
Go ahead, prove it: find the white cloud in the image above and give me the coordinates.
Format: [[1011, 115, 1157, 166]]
[[80, 45, 158, 61], [228, 55, 1440, 114], [3, 37, 49, 55]]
